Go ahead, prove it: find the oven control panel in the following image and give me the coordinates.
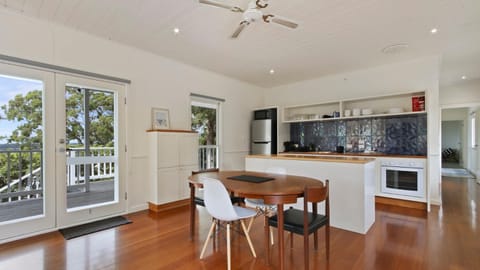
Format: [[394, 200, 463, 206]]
[[380, 160, 424, 168]]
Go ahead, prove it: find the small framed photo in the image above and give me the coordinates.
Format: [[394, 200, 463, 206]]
[[151, 108, 170, 129]]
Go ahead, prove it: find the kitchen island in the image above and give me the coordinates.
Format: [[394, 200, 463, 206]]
[[246, 154, 376, 234]]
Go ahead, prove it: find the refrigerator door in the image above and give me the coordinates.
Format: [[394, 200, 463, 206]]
[[251, 142, 272, 155], [251, 119, 272, 142]]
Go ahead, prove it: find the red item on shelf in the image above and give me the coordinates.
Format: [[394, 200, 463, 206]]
[[412, 96, 425, 112]]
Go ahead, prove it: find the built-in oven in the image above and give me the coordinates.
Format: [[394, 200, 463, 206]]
[[380, 160, 425, 198]]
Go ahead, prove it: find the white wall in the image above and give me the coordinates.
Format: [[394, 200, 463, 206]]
[[263, 57, 442, 206], [0, 9, 265, 212], [440, 79, 480, 107]]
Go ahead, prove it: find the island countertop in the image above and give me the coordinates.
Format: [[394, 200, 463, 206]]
[[246, 154, 376, 234], [247, 154, 375, 164]]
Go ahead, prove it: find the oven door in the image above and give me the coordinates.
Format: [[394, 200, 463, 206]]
[[381, 166, 425, 198]]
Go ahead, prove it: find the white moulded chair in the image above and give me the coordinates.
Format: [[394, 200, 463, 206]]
[[199, 177, 257, 270], [245, 167, 287, 245]]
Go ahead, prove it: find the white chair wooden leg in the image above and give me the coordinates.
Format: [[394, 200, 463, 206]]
[[246, 216, 255, 232], [240, 220, 257, 258], [227, 223, 231, 270], [200, 221, 216, 259]]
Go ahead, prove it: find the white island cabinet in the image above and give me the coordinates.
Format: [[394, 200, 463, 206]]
[[147, 130, 198, 211], [246, 155, 376, 234]]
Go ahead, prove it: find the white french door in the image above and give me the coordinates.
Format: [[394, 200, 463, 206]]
[[55, 74, 126, 228], [0, 64, 126, 242], [0, 63, 55, 242]]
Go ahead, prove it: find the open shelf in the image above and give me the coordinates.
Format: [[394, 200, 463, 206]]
[[282, 91, 426, 123]]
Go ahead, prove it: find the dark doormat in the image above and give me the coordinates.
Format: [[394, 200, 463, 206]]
[[59, 216, 132, 240]]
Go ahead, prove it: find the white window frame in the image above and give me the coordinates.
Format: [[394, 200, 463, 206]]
[[190, 96, 223, 169], [472, 112, 477, 148]]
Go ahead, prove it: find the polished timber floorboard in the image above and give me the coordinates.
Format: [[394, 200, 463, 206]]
[[0, 177, 479, 270]]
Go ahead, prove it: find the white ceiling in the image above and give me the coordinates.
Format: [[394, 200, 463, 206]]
[[2, 0, 480, 88]]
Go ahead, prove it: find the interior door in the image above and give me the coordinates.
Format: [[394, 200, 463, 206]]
[[55, 74, 126, 228], [0, 63, 55, 242]]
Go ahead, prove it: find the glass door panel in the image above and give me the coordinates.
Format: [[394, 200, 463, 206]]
[[0, 63, 55, 242], [56, 74, 126, 228]]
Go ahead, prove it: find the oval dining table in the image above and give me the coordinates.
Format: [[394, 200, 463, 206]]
[[188, 170, 325, 270]]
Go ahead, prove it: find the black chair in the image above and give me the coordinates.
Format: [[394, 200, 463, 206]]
[[268, 180, 330, 269]]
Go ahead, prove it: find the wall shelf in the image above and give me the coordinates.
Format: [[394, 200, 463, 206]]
[[282, 91, 426, 123]]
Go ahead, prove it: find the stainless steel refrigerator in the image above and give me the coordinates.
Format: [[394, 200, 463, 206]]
[[251, 119, 272, 154]]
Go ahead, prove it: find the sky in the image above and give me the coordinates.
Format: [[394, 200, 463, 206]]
[[0, 75, 43, 144]]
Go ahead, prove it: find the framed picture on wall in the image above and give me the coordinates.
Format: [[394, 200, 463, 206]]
[[152, 108, 170, 129]]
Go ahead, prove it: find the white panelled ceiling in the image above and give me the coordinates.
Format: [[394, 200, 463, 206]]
[[2, 0, 479, 87]]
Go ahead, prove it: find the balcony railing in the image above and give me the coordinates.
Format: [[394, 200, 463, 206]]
[[0, 147, 115, 203], [198, 145, 218, 170], [66, 147, 115, 191], [0, 149, 43, 203]]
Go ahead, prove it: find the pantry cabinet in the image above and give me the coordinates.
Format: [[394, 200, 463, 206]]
[[147, 130, 198, 206]]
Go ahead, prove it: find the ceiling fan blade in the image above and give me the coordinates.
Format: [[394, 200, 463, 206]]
[[231, 21, 249, 38], [271, 17, 298, 29], [199, 0, 243, 12]]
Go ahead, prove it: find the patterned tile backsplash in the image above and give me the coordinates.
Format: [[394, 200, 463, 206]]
[[290, 114, 427, 155]]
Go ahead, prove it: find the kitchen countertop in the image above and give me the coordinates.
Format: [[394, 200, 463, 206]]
[[278, 151, 427, 159], [247, 154, 375, 164]]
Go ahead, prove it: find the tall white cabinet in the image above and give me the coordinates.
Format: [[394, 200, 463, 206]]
[[147, 130, 198, 210]]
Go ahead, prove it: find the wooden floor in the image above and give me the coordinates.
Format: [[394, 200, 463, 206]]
[[0, 176, 479, 270]]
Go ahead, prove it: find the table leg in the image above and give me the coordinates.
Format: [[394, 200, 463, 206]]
[[265, 214, 270, 266], [277, 203, 285, 270], [189, 183, 195, 241]]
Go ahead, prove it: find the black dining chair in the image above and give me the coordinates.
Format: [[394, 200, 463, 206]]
[[268, 180, 330, 269]]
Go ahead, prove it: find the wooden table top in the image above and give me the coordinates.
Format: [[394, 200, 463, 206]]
[[189, 170, 324, 204]]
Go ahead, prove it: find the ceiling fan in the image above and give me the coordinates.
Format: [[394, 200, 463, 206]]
[[199, 0, 298, 38]]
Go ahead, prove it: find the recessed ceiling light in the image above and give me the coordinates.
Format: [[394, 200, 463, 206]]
[[430, 28, 438, 34], [461, 75, 467, 80], [269, 69, 275, 75], [173, 27, 180, 34]]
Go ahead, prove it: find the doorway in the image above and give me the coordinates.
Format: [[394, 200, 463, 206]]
[[441, 107, 479, 180], [55, 74, 126, 228], [0, 63, 126, 242], [441, 120, 463, 168]]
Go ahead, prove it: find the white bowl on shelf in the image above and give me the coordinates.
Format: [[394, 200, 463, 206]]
[[361, 108, 373, 115], [352, 108, 361, 116]]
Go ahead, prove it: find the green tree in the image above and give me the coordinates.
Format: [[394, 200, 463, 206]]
[[65, 87, 114, 147], [191, 106, 216, 145], [0, 87, 114, 189], [0, 90, 42, 147]]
